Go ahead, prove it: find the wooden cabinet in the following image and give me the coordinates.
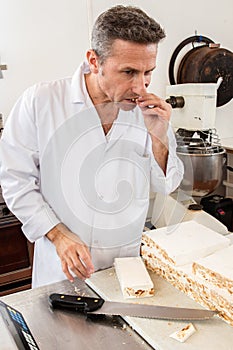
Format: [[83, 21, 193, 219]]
[[0, 220, 34, 296], [223, 150, 233, 198]]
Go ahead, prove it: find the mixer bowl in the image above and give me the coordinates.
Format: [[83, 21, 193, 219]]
[[177, 148, 225, 197]]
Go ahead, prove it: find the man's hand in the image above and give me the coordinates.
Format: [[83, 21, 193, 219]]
[[46, 223, 95, 282], [136, 94, 172, 173]]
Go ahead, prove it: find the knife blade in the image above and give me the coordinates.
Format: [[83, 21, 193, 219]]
[[49, 293, 217, 320]]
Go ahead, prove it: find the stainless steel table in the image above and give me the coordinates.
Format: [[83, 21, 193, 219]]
[[0, 278, 152, 350]]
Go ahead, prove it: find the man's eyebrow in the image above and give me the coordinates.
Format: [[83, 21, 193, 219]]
[[146, 66, 156, 73], [121, 66, 156, 72]]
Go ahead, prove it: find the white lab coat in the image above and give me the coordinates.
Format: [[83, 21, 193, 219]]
[[0, 62, 183, 288]]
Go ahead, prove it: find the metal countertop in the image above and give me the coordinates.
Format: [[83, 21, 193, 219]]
[[0, 278, 152, 350]]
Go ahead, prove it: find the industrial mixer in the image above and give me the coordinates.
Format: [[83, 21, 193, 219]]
[[151, 35, 233, 233], [166, 81, 225, 197]]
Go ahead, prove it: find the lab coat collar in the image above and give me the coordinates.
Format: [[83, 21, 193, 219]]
[[71, 61, 92, 107]]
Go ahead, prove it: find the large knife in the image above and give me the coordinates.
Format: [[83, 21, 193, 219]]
[[49, 293, 217, 320]]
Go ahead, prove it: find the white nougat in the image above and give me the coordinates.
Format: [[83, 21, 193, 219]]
[[141, 220, 233, 326], [169, 323, 196, 343], [114, 257, 154, 299], [193, 244, 233, 303], [143, 221, 230, 266]]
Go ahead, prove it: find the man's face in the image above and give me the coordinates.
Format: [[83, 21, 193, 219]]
[[89, 39, 158, 109]]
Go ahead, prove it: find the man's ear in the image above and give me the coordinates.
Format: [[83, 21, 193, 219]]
[[86, 50, 100, 73]]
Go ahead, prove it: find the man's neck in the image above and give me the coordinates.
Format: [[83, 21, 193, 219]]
[[85, 73, 119, 135]]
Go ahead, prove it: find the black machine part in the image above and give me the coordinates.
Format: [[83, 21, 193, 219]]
[[201, 195, 233, 232]]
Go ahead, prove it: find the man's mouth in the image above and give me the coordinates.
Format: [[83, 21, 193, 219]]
[[124, 98, 138, 103], [117, 98, 138, 111]]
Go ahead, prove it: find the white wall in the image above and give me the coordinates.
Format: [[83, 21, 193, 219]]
[[0, 0, 232, 137], [0, 0, 90, 120]]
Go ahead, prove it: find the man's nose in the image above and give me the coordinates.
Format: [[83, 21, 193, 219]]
[[132, 75, 149, 96]]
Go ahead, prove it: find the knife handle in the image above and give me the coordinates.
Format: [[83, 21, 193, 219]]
[[49, 293, 104, 313]]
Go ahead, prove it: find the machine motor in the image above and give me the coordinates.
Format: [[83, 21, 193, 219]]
[[200, 195, 233, 232]]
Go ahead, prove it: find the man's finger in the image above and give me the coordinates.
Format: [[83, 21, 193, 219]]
[[61, 259, 75, 283], [78, 247, 95, 274]]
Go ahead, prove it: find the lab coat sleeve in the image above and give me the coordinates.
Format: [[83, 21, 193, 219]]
[[149, 124, 184, 194], [0, 86, 60, 242]]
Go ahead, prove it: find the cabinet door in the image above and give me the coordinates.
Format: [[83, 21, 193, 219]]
[[0, 222, 30, 274]]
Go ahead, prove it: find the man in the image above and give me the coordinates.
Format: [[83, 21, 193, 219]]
[[0, 5, 183, 288]]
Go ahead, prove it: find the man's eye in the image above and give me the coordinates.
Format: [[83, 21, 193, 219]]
[[124, 70, 134, 75]]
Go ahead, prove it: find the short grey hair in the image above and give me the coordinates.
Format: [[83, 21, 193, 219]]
[[91, 5, 166, 63]]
